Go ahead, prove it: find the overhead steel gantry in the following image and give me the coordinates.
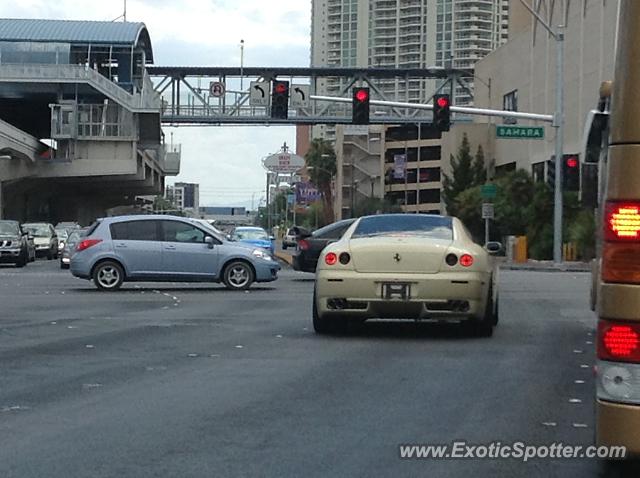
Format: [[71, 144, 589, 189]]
[[146, 66, 475, 125]]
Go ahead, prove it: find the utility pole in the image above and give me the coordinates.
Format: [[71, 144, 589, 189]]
[[239, 39, 245, 91], [518, 0, 565, 263]]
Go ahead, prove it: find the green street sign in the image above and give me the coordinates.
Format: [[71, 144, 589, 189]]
[[481, 184, 497, 199], [496, 125, 545, 140]]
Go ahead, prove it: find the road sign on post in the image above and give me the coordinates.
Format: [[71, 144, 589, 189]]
[[496, 125, 545, 139], [209, 81, 225, 97], [250, 81, 269, 107], [482, 203, 494, 246], [481, 184, 497, 199], [482, 203, 494, 219], [290, 85, 310, 108]]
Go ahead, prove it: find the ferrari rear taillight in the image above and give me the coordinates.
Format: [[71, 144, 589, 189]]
[[460, 254, 474, 267], [76, 239, 102, 252], [598, 319, 640, 363], [325, 252, 338, 265], [445, 253, 458, 266]]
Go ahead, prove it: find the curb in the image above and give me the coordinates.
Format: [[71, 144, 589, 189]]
[[275, 251, 294, 266], [499, 263, 591, 273]]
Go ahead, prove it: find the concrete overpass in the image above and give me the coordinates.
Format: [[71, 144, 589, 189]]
[[0, 19, 180, 224]]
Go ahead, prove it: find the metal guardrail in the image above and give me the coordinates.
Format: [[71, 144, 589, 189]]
[[0, 64, 160, 113]]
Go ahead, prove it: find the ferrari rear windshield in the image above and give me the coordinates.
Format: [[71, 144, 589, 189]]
[[352, 215, 453, 240]]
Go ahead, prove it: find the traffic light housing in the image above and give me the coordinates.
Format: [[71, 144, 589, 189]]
[[546, 159, 556, 190], [433, 94, 451, 132], [352, 87, 370, 125], [271, 80, 289, 119], [563, 154, 580, 191]]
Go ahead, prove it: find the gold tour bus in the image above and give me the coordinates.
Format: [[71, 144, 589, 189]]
[[593, 0, 640, 457]]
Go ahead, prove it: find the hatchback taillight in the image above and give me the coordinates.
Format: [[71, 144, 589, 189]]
[[76, 239, 102, 252], [598, 319, 640, 363]]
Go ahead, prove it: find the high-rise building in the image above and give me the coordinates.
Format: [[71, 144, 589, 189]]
[[311, 0, 508, 106], [165, 182, 200, 215], [310, 0, 509, 218], [435, 0, 509, 105]]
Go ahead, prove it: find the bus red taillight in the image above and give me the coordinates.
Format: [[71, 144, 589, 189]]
[[598, 319, 640, 363], [602, 201, 640, 283]]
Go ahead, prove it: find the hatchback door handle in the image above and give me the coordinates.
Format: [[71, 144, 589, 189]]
[[115, 243, 127, 248], [164, 245, 176, 250]]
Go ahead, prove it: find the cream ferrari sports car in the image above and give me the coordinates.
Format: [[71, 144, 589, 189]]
[[313, 214, 500, 336]]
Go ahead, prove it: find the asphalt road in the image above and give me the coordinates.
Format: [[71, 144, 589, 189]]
[[0, 259, 633, 477]]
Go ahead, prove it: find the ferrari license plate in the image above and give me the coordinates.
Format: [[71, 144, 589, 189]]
[[382, 283, 411, 301]]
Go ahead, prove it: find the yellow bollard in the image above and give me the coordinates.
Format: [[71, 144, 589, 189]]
[[514, 236, 528, 263]]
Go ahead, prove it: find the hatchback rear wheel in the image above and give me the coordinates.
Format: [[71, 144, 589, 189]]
[[93, 261, 124, 291]]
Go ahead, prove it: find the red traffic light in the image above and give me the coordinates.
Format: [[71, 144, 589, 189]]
[[566, 157, 578, 168], [355, 89, 369, 102], [436, 96, 449, 108], [274, 82, 287, 94]]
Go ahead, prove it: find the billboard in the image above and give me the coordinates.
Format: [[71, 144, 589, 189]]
[[295, 182, 321, 204], [393, 154, 407, 179]]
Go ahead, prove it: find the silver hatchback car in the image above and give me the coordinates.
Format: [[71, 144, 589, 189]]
[[70, 215, 280, 291]]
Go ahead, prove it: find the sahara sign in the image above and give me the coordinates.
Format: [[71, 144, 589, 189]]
[[496, 125, 545, 140]]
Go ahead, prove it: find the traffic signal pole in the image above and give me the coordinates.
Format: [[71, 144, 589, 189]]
[[517, 0, 565, 263], [310, 94, 554, 123]]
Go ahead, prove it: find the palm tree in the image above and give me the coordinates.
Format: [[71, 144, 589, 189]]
[[305, 138, 337, 224]]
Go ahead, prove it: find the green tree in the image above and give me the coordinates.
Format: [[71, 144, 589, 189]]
[[305, 138, 337, 224], [442, 134, 484, 215], [568, 209, 596, 260], [473, 145, 487, 185]]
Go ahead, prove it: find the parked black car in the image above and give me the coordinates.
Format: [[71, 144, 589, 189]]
[[292, 219, 356, 273]]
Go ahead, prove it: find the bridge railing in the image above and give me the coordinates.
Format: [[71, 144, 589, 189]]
[[0, 64, 160, 113]]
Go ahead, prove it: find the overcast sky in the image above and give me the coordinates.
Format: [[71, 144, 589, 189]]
[[0, 0, 311, 208]]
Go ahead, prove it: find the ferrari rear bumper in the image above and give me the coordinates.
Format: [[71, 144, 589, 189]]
[[315, 270, 491, 320]]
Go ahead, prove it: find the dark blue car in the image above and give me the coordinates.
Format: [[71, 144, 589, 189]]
[[232, 227, 275, 256]]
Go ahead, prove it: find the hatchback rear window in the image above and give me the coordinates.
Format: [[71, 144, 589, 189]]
[[110, 220, 159, 241], [352, 215, 453, 240]]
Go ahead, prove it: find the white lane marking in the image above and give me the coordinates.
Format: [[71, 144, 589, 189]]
[[67, 326, 77, 329], [50, 321, 57, 325], [162, 306, 169, 310], [85, 344, 95, 349], [580, 364, 590, 369], [276, 334, 283, 338], [573, 423, 588, 429], [573, 350, 584, 354], [575, 380, 586, 384], [586, 341, 593, 345], [209, 354, 220, 358], [82, 383, 103, 389], [569, 398, 583, 404], [1, 405, 30, 413], [234, 345, 244, 349], [187, 353, 198, 357], [542, 422, 557, 427]]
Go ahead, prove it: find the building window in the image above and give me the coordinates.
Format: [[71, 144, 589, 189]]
[[503, 89, 518, 124], [532, 161, 545, 183]]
